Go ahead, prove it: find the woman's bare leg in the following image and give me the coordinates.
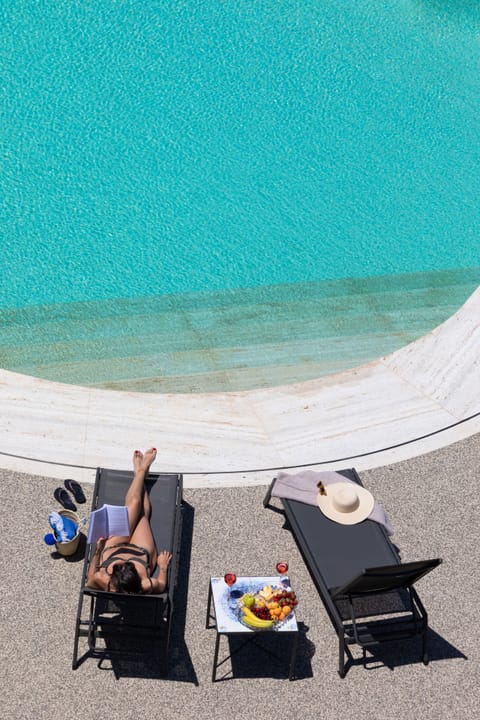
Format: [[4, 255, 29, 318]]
[[143, 486, 152, 519], [128, 448, 158, 566], [125, 448, 156, 533], [129, 515, 158, 568]]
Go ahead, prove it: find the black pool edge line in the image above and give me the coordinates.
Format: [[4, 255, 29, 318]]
[[1, 409, 479, 475]]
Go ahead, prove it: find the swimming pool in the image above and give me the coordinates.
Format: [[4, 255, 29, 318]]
[[1, 2, 479, 391]]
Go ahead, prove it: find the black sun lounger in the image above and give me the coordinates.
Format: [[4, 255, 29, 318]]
[[264, 468, 441, 677], [72, 467, 183, 670]]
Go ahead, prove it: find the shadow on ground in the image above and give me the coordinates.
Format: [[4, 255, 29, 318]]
[[210, 622, 314, 682], [49, 532, 88, 563], [353, 628, 467, 676]]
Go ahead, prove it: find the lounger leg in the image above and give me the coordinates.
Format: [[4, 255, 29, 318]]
[[338, 637, 346, 679], [289, 632, 299, 681], [72, 591, 85, 670], [206, 582, 215, 628], [72, 626, 81, 670], [422, 627, 429, 665], [263, 478, 276, 508], [212, 633, 221, 682]]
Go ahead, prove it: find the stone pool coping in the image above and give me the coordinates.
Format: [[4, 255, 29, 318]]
[[1, 287, 478, 487]]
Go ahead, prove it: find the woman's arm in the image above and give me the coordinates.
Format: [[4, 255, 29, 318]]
[[86, 538, 106, 588], [150, 551, 172, 594]]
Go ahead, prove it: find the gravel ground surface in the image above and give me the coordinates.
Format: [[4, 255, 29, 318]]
[[2, 434, 479, 720]]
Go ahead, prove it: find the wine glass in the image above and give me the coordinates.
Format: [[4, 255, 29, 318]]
[[276, 561, 289, 587], [224, 572, 237, 600]]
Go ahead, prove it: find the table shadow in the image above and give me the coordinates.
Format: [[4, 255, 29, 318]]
[[214, 621, 314, 682]]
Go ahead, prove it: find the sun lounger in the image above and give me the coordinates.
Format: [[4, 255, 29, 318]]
[[72, 467, 183, 670], [263, 468, 441, 677]]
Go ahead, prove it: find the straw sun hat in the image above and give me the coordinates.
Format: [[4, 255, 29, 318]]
[[317, 482, 374, 525]]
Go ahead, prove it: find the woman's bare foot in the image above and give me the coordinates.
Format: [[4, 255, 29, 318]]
[[133, 447, 157, 473], [133, 449, 143, 472]]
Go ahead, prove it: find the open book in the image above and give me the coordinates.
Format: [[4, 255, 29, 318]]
[[87, 504, 130, 545]]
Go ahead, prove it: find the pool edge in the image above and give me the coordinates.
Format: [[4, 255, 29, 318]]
[[1, 286, 479, 486]]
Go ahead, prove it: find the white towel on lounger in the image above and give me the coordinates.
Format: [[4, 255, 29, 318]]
[[271, 470, 394, 536]]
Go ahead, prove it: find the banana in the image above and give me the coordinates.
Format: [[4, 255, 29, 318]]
[[242, 614, 274, 630], [242, 606, 260, 621], [241, 606, 274, 629]]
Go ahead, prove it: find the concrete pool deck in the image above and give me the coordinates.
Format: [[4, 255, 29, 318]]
[[0, 287, 478, 485]]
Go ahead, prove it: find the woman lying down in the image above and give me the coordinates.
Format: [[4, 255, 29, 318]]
[[86, 448, 172, 594]]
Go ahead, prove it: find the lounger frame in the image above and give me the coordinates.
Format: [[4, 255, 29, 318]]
[[264, 469, 441, 677], [72, 468, 183, 670]]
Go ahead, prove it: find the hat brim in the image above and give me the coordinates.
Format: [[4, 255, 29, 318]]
[[317, 482, 375, 525]]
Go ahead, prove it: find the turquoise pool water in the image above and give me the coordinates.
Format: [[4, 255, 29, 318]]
[[1, 1, 480, 390]]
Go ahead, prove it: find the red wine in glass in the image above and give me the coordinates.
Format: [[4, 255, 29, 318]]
[[276, 561, 289, 586], [224, 572, 237, 601], [224, 572, 237, 587]]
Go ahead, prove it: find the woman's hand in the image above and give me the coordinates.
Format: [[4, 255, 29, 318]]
[[96, 536, 107, 554], [87, 537, 107, 587], [151, 551, 172, 593], [157, 550, 172, 572]]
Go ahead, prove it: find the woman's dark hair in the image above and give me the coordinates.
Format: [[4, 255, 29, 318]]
[[110, 561, 142, 594]]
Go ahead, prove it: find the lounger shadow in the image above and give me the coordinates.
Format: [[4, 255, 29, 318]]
[[72, 468, 184, 673], [264, 468, 442, 678]]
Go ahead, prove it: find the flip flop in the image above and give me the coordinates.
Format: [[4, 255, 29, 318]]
[[54, 487, 77, 512], [64, 478, 86, 504]]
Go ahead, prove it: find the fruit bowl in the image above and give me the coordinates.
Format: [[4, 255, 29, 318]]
[[237, 585, 298, 630]]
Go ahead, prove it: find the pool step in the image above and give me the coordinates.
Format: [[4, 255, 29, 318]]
[[1, 268, 478, 392]]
